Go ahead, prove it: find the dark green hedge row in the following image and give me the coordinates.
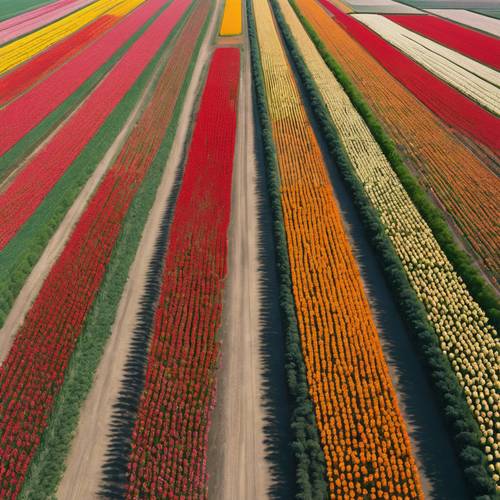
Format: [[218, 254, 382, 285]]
[[0, 1, 176, 329], [17, 4, 207, 498], [272, 0, 497, 497], [247, 1, 329, 498], [287, 0, 499, 333]]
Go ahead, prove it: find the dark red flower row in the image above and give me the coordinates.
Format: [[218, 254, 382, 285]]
[[125, 47, 240, 499]]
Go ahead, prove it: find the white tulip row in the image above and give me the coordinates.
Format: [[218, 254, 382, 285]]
[[277, 0, 499, 486], [353, 14, 500, 115]]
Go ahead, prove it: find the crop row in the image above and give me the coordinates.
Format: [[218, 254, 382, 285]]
[[0, 0, 187, 251], [279, 0, 499, 492], [0, 0, 127, 74], [427, 9, 500, 38], [296, 0, 500, 299], [0, 1, 193, 496], [16, 3, 210, 496], [251, 0, 423, 497], [318, 0, 500, 152], [0, 0, 163, 157], [0, 0, 145, 107], [354, 14, 500, 114], [125, 47, 240, 498], [0, 0, 95, 44], [386, 14, 500, 70], [219, 0, 241, 35]]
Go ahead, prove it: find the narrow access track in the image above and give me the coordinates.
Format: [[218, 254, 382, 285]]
[[207, 24, 270, 499]]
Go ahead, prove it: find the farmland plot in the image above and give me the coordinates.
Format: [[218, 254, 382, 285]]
[[125, 46, 240, 498], [0, 0, 185, 250], [0, 0, 129, 74], [277, 0, 499, 487], [295, 0, 500, 287], [0, 0, 162, 157], [316, 0, 500, 151], [427, 9, 500, 37], [251, 0, 423, 496], [353, 14, 500, 114], [386, 14, 500, 70], [0, 1, 193, 495], [0, 0, 96, 44]]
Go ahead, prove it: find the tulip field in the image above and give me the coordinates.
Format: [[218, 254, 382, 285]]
[[0, 0, 498, 497]]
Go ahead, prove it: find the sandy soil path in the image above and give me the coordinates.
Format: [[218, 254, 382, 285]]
[[56, 4, 221, 497], [0, 62, 165, 362], [206, 27, 270, 500]]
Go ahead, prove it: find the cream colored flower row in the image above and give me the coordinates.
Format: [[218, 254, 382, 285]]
[[277, 0, 499, 485], [353, 14, 500, 115], [0, 0, 144, 75]]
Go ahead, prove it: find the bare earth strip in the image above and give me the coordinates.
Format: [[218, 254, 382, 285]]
[[0, 61, 167, 362], [207, 32, 270, 500], [55, 3, 222, 497]]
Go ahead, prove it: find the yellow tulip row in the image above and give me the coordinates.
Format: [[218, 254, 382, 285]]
[[276, 0, 499, 486], [253, 0, 423, 497], [0, 0, 145, 75], [219, 0, 241, 36]]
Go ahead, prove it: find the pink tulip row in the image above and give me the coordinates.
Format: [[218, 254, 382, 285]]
[[0, 0, 168, 157], [0, 0, 96, 44], [0, 0, 190, 251]]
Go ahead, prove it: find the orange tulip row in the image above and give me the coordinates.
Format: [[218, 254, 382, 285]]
[[252, 0, 423, 497]]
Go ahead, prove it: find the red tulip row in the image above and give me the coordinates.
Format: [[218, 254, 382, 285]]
[[0, 0, 168, 156], [318, 0, 500, 152], [0, 2, 202, 494], [0, 14, 115, 106], [125, 47, 240, 499], [386, 14, 500, 70], [0, 0, 190, 251]]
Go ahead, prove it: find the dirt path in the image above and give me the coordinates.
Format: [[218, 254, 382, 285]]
[[55, 4, 221, 498], [207, 27, 270, 500], [0, 61, 166, 362]]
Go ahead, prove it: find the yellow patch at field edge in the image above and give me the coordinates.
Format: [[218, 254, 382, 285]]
[[219, 0, 241, 35]]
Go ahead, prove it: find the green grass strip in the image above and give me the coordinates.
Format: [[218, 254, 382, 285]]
[[247, 0, 329, 498], [289, 0, 499, 332], [0, 0, 176, 328], [18, 3, 210, 497], [276, 0, 497, 496]]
